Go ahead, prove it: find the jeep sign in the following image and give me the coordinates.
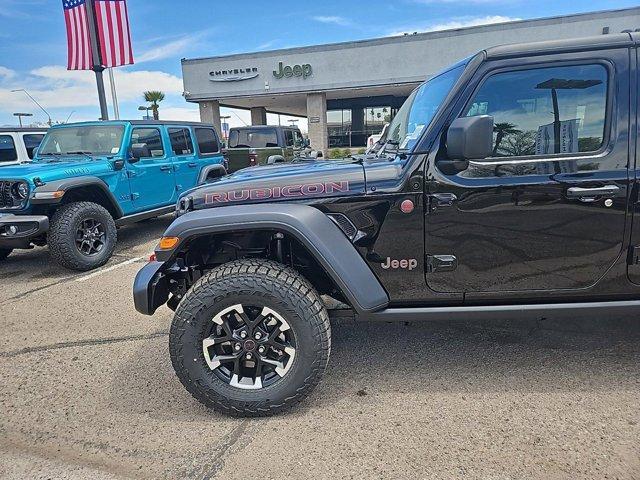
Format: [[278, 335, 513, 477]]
[[273, 61, 312, 79]]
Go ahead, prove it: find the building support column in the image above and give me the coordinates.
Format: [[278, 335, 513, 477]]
[[199, 100, 222, 140], [350, 108, 364, 148], [250, 107, 267, 125], [306, 92, 328, 155]]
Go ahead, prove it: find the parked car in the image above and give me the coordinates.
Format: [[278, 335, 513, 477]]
[[0, 120, 226, 270], [135, 32, 640, 416], [365, 123, 388, 152], [0, 128, 47, 165], [224, 125, 305, 172]]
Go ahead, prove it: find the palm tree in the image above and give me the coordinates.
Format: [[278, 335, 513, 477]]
[[492, 122, 521, 156], [143, 91, 165, 120]]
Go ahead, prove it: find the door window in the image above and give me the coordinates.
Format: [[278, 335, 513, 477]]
[[22, 134, 44, 159], [293, 130, 304, 148], [168, 128, 194, 155], [194, 128, 219, 154], [465, 64, 608, 157], [284, 130, 294, 147], [130, 128, 164, 158], [0, 135, 17, 162]]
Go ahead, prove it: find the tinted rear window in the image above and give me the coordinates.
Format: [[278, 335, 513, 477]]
[[194, 128, 219, 154], [0, 135, 17, 162], [229, 128, 278, 148]]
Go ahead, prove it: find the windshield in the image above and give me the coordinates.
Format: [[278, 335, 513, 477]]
[[387, 62, 466, 151], [38, 125, 125, 156]]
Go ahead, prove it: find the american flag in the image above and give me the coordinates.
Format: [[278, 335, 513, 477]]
[[63, 0, 93, 70], [63, 0, 134, 70], [93, 0, 134, 67]]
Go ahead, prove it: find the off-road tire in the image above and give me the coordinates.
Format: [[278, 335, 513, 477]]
[[170, 259, 331, 417], [0, 248, 12, 261], [48, 201, 117, 271]]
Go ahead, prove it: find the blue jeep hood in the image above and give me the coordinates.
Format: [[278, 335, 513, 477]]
[[0, 158, 107, 183], [187, 159, 366, 209]]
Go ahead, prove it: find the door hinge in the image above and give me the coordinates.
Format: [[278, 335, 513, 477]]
[[426, 254, 458, 273], [126, 170, 137, 178], [131, 193, 140, 201]]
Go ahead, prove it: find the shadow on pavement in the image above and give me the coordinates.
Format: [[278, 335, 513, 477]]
[[109, 316, 640, 418]]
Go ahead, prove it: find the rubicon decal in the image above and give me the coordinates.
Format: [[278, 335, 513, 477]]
[[205, 181, 350, 204]]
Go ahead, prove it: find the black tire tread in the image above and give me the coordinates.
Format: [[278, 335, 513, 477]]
[[48, 201, 117, 271], [0, 248, 12, 261], [169, 259, 331, 417]]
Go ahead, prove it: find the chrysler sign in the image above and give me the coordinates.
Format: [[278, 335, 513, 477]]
[[209, 67, 259, 82]]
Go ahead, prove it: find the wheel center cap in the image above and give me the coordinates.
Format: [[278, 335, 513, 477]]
[[243, 339, 256, 351]]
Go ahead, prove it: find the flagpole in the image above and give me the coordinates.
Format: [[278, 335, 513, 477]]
[[108, 68, 120, 120], [84, 0, 109, 121]]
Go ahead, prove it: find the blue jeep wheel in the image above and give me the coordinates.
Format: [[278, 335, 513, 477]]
[[48, 201, 117, 271]]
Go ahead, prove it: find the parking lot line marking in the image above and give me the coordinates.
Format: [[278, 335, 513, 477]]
[[75, 257, 144, 282]]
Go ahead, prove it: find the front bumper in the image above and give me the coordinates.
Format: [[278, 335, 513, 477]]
[[133, 260, 170, 315], [0, 214, 49, 248]]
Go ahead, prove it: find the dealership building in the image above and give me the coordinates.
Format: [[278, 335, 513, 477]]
[[181, 7, 640, 153]]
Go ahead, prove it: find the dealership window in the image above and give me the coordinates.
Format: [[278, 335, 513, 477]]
[[327, 109, 352, 147], [23, 134, 44, 159], [131, 128, 164, 157], [465, 64, 608, 157], [194, 128, 219, 154], [327, 107, 393, 148], [228, 128, 278, 148], [168, 128, 194, 155], [0, 135, 17, 162]]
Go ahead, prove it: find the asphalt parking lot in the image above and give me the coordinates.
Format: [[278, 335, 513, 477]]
[[1, 216, 639, 479]]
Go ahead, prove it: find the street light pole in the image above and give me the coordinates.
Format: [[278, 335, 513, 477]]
[[13, 112, 33, 127], [84, 0, 109, 121], [11, 89, 52, 126]]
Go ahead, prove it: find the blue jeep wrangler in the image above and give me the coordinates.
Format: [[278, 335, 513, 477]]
[[0, 120, 226, 271]]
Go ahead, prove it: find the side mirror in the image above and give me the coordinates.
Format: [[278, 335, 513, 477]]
[[267, 155, 285, 165], [446, 115, 494, 160], [129, 143, 151, 162], [111, 159, 125, 170]]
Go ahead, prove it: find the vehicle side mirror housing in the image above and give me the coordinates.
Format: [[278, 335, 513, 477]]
[[129, 143, 151, 162], [111, 159, 125, 170], [446, 115, 494, 160], [267, 155, 285, 165]]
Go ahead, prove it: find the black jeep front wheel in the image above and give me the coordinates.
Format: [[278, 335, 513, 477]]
[[48, 201, 117, 271], [0, 248, 12, 261], [170, 259, 331, 417]]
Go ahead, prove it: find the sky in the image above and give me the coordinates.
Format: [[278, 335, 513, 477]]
[[0, 0, 637, 130]]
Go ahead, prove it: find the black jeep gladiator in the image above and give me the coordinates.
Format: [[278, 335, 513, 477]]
[[134, 33, 640, 416]]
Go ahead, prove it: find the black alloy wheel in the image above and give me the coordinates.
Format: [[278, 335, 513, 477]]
[[75, 218, 106, 256], [203, 304, 296, 390], [170, 259, 331, 416]]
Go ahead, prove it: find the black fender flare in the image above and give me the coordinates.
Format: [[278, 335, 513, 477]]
[[31, 176, 123, 217], [197, 164, 227, 184], [159, 204, 389, 314]]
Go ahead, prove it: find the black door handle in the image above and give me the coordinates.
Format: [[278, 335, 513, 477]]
[[566, 185, 619, 200], [160, 165, 172, 171]]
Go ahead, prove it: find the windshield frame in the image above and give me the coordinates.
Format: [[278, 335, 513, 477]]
[[37, 124, 126, 158], [385, 59, 470, 154]]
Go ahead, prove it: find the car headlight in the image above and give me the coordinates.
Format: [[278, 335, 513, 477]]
[[12, 182, 29, 200]]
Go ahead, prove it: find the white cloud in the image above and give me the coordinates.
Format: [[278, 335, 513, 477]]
[[137, 30, 213, 63], [0, 65, 185, 122], [312, 15, 351, 26], [387, 15, 520, 36], [0, 66, 16, 80]]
